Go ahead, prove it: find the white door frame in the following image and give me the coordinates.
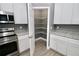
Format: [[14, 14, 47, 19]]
[[28, 3, 35, 56], [32, 6, 50, 49]]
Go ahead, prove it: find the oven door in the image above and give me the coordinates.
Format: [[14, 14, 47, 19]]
[[0, 14, 8, 23], [0, 41, 18, 56], [0, 32, 15, 37]]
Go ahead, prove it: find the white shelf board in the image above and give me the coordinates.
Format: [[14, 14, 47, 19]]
[[35, 32, 47, 35], [35, 27, 47, 29]]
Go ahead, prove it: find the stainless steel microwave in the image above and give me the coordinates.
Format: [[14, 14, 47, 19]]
[[8, 15, 14, 23], [0, 11, 14, 23], [0, 14, 8, 23]]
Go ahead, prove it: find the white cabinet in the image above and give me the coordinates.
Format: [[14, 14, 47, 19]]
[[50, 34, 67, 55], [72, 4, 79, 24], [67, 39, 79, 56], [50, 35, 56, 50], [56, 38, 67, 55], [50, 34, 79, 56], [68, 44, 79, 56], [13, 3, 28, 24], [61, 4, 73, 24], [0, 3, 13, 12], [18, 35, 29, 53], [54, 3, 63, 24], [54, 3, 73, 24]]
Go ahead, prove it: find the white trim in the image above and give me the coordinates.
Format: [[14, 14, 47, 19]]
[[35, 37, 40, 41], [47, 7, 50, 50], [41, 37, 47, 41], [32, 6, 50, 50], [32, 7, 49, 9], [35, 37, 46, 42], [28, 3, 35, 56]]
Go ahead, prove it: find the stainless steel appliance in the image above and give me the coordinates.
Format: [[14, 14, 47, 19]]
[[0, 28, 19, 56], [8, 15, 14, 23], [0, 11, 14, 23], [0, 28, 15, 37], [0, 14, 8, 23]]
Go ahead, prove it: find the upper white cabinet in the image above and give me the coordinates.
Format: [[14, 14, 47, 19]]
[[56, 38, 67, 55], [0, 3, 14, 12], [61, 4, 73, 24], [54, 3, 63, 24], [72, 4, 79, 24], [13, 3, 28, 24], [54, 3, 73, 24]]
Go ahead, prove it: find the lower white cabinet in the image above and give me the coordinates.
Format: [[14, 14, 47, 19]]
[[50, 35, 67, 55], [50, 34, 79, 56], [56, 39, 67, 55], [67, 39, 79, 56], [18, 35, 29, 53], [50, 35, 56, 50], [68, 44, 79, 56]]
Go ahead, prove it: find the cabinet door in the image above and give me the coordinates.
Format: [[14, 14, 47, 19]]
[[13, 3, 28, 24], [61, 4, 73, 24], [50, 35, 56, 50], [54, 3, 73, 24], [72, 4, 79, 24], [67, 41, 79, 56], [56, 39, 67, 55], [54, 3, 63, 24], [18, 35, 29, 53], [0, 3, 13, 12]]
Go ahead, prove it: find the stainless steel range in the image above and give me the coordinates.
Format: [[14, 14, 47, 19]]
[[0, 28, 19, 56]]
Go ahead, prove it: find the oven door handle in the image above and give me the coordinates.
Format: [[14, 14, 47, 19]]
[[0, 39, 17, 45]]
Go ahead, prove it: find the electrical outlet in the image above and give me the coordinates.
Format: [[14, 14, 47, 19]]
[[19, 26, 23, 29], [56, 26, 60, 29]]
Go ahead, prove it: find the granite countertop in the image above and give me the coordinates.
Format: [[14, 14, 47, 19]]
[[16, 32, 28, 36], [15, 30, 28, 36], [51, 30, 79, 40]]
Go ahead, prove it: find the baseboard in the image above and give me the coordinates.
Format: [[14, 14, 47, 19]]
[[19, 48, 30, 55], [35, 37, 41, 41], [35, 37, 46, 42]]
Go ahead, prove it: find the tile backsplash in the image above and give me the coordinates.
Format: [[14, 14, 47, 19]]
[[54, 25, 79, 32], [14, 24, 28, 36], [52, 25, 79, 40], [0, 24, 28, 36]]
